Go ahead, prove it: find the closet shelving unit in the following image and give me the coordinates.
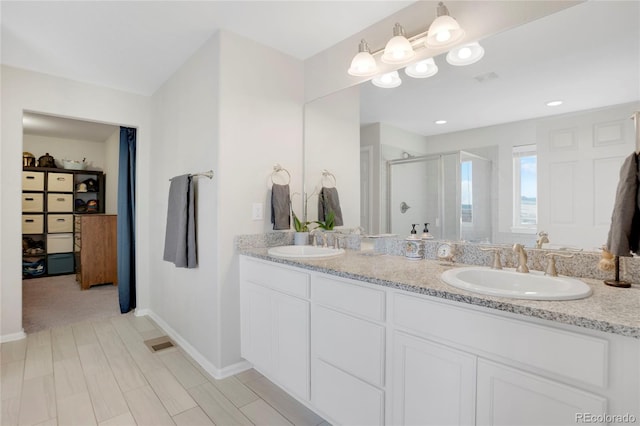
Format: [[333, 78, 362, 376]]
[[22, 166, 105, 279]]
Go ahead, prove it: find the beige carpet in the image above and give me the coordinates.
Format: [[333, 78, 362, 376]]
[[22, 274, 121, 333]]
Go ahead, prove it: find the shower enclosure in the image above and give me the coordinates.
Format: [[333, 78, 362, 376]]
[[387, 150, 492, 242]]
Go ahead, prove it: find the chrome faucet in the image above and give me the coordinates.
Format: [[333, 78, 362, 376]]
[[536, 231, 549, 249], [513, 243, 529, 273], [311, 229, 325, 247]]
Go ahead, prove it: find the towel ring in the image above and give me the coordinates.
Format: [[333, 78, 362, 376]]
[[271, 164, 291, 185], [321, 169, 336, 187]]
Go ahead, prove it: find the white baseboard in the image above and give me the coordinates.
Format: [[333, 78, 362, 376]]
[[1, 329, 27, 343], [135, 308, 252, 380]]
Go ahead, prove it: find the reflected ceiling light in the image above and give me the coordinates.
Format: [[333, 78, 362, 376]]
[[372, 71, 402, 88], [446, 42, 484, 66], [405, 58, 439, 78], [347, 39, 379, 77], [546, 100, 563, 107], [381, 23, 416, 65], [425, 2, 466, 49], [435, 120, 447, 124]]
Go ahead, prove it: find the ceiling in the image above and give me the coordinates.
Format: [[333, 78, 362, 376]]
[[360, 1, 640, 137]]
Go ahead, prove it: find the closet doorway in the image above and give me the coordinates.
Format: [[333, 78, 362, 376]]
[[21, 112, 130, 333]]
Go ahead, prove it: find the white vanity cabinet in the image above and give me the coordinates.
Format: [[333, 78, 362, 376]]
[[239, 257, 310, 401], [311, 275, 386, 426], [238, 255, 640, 426]]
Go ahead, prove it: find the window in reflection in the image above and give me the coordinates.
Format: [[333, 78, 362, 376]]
[[513, 145, 538, 231], [461, 160, 473, 224]]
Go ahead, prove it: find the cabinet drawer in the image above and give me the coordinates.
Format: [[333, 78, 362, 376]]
[[47, 172, 74, 192], [314, 305, 385, 387], [22, 171, 44, 191], [22, 193, 44, 212], [47, 193, 73, 212], [22, 215, 44, 234], [47, 214, 73, 233], [312, 275, 385, 321], [241, 257, 309, 298], [313, 359, 384, 426], [393, 293, 608, 388], [47, 233, 73, 254]]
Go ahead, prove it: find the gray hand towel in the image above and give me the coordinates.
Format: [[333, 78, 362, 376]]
[[163, 174, 197, 268], [606, 153, 640, 256], [271, 183, 291, 230], [318, 187, 343, 227]]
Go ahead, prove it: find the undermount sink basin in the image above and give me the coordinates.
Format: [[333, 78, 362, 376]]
[[267, 245, 345, 259], [441, 267, 592, 300]]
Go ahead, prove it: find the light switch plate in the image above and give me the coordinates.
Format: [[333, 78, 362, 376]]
[[252, 203, 263, 221]]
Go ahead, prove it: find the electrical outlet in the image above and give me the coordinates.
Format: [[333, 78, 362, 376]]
[[252, 203, 263, 221]]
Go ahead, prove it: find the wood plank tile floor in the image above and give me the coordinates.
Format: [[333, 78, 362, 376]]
[[1, 314, 328, 426]]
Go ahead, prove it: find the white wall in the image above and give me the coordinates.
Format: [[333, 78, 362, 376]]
[[304, 86, 360, 226], [149, 34, 222, 369], [1, 65, 152, 340]]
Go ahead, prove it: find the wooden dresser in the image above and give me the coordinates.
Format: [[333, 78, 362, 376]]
[[74, 214, 117, 290]]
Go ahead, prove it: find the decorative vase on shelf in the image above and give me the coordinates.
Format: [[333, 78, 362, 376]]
[[294, 232, 309, 246]]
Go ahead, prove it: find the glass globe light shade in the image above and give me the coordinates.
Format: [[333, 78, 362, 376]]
[[446, 42, 485, 66], [405, 58, 439, 78], [348, 51, 378, 77], [426, 15, 465, 48], [372, 71, 402, 88]]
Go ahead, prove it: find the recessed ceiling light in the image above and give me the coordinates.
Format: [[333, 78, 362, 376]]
[[435, 120, 447, 124], [546, 100, 563, 107]]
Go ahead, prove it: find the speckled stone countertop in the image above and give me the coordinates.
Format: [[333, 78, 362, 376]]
[[240, 248, 640, 339]]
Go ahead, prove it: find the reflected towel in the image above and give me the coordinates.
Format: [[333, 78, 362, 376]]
[[271, 183, 291, 230], [606, 153, 640, 256], [163, 174, 197, 268], [318, 187, 343, 227]]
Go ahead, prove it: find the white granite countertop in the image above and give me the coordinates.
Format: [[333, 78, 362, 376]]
[[240, 248, 640, 339]]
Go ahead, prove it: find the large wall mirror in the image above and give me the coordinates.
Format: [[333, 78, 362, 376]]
[[304, 1, 639, 251]]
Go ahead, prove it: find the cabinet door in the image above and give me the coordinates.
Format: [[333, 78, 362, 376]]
[[476, 359, 607, 426], [240, 280, 310, 401], [272, 292, 310, 400], [392, 332, 476, 426], [240, 281, 274, 375]]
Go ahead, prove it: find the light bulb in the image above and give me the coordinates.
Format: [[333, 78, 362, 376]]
[[436, 30, 451, 42], [457, 47, 472, 59], [415, 62, 428, 73]]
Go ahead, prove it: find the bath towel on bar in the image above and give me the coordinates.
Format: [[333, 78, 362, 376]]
[[271, 183, 291, 230], [164, 174, 197, 268], [606, 152, 640, 256], [318, 186, 343, 226]]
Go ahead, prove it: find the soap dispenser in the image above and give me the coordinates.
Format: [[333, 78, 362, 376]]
[[405, 224, 423, 260], [421, 223, 434, 240]]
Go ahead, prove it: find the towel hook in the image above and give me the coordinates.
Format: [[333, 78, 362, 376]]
[[271, 163, 291, 185], [321, 169, 337, 187]]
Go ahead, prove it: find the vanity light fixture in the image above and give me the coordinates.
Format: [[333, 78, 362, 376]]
[[347, 39, 379, 77], [425, 2, 466, 49], [446, 42, 485, 66], [347, 2, 483, 88], [546, 100, 564, 107], [405, 58, 439, 78], [372, 71, 402, 88], [381, 23, 416, 65]]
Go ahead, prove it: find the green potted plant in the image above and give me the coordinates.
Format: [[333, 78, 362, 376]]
[[314, 210, 335, 231], [292, 210, 312, 245]]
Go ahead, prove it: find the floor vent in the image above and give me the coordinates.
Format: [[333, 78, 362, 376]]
[[144, 336, 175, 353]]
